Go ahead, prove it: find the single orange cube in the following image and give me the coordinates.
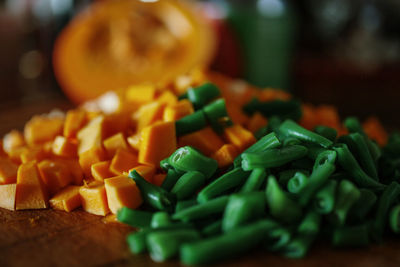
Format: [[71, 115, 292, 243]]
[[0, 183, 17, 210], [77, 115, 104, 155], [157, 90, 178, 106], [139, 121, 176, 166], [134, 101, 164, 131], [212, 144, 239, 168], [163, 99, 194, 122], [24, 115, 64, 145], [79, 181, 109, 216], [130, 164, 155, 183], [246, 112, 268, 133], [49, 185, 81, 212], [103, 132, 129, 157], [63, 109, 86, 138], [52, 136, 78, 158], [127, 133, 141, 151], [109, 149, 138, 175], [104, 175, 142, 214], [0, 157, 18, 184], [20, 146, 45, 163], [152, 173, 167, 187], [126, 84, 156, 104], [57, 159, 84, 185], [178, 127, 224, 156], [78, 147, 106, 178], [223, 124, 256, 151], [37, 160, 72, 195], [15, 161, 48, 210], [3, 130, 25, 153], [91, 161, 113, 181]]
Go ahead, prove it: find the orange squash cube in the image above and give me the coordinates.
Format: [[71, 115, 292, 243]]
[[104, 175, 142, 214], [3, 130, 25, 153], [212, 144, 239, 168], [15, 161, 48, 210], [223, 124, 256, 151], [79, 181, 109, 216], [103, 132, 128, 157], [109, 149, 138, 175], [49, 185, 81, 212], [78, 147, 106, 178], [37, 160, 72, 195], [126, 84, 156, 104], [52, 136, 77, 158], [130, 165, 155, 183], [157, 90, 178, 106], [77, 115, 104, 155], [178, 127, 224, 156], [91, 161, 113, 181], [63, 109, 86, 138], [246, 112, 268, 133], [139, 121, 176, 166], [24, 115, 64, 145], [152, 173, 167, 187], [0, 183, 17, 210], [127, 133, 141, 151], [134, 101, 164, 131], [20, 146, 45, 163], [163, 99, 194, 122]]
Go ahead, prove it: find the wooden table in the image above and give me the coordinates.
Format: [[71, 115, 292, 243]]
[[1, 97, 400, 267]]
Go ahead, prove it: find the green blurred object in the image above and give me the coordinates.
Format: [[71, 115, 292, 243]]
[[226, 0, 296, 89]]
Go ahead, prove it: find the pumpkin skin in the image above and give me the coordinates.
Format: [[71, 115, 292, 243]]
[[53, 0, 215, 104]]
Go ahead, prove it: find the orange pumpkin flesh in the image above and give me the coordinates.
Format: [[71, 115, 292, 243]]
[[53, 0, 215, 104]]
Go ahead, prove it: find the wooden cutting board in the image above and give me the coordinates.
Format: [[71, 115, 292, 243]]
[[1, 207, 400, 267]]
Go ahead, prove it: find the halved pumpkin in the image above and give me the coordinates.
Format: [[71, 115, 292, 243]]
[[53, 0, 215, 103]]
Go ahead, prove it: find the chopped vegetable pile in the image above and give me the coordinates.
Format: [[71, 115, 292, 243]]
[[0, 69, 398, 264]]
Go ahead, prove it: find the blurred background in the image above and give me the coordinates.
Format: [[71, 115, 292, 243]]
[[1, 0, 400, 133]]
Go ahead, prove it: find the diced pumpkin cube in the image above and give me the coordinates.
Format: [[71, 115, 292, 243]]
[[0, 157, 18, 184], [157, 90, 178, 106], [152, 173, 167, 187], [246, 112, 268, 133], [130, 165, 155, 183], [126, 84, 156, 104], [49, 185, 81, 212], [52, 136, 77, 158], [20, 146, 45, 163], [134, 101, 164, 131], [16, 161, 48, 210], [57, 159, 84, 185], [104, 175, 142, 214], [139, 121, 176, 166], [103, 132, 128, 157], [109, 149, 138, 175], [63, 109, 86, 138], [163, 99, 194, 122], [79, 181, 109, 216], [223, 124, 256, 151], [7, 146, 25, 164], [212, 144, 239, 168], [91, 161, 113, 181], [178, 127, 224, 156], [3, 130, 25, 153], [226, 104, 249, 125], [363, 116, 388, 146], [77, 115, 104, 155], [0, 183, 16, 210], [24, 116, 64, 145], [103, 112, 130, 138], [78, 147, 106, 178], [127, 133, 141, 151], [257, 89, 291, 102], [37, 160, 72, 195]]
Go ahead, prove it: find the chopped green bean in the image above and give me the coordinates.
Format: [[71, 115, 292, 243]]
[[117, 208, 153, 228], [314, 125, 337, 142], [203, 99, 232, 133], [173, 196, 229, 222], [175, 110, 207, 136], [187, 82, 220, 109], [348, 189, 377, 222], [349, 133, 378, 180], [287, 172, 309, 194], [151, 212, 172, 228], [313, 180, 337, 214], [298, 211, 321, 236], [389, 205, 400, 234], [161, 168, 182, 191], [330, 180, 361, 226], [175, 199, 198, 213], [243, 99, 302, 121], [240, 168, 267, 193], [171, 171, 206, 200], [282, 234, 315, 258]]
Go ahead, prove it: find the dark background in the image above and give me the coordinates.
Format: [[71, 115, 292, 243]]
[[0, 0, 399, 133]]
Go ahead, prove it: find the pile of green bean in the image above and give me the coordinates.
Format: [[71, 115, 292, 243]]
[[117, 87, 400, 265]]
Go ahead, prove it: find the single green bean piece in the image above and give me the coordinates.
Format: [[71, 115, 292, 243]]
[[175, 110, 208, 136], [126, 224, 194, 254], [197, 168, 249, 203], [283, 137, 302, 147], [172, 196, 229, 222], [168, 146, 218, 179], [160, 158, 173, 171], [175, 199, 198, 213], [129, 170, 176, 212], [147, 229, 201, 262], [287, 172, 309, 194], [314, 125, 337, 142], [371, 181, 400, 242], [234, 132, 281, 168], [266, 175, 302, 224], [349, 133, 378, 180], [240, 168, 267, 193], [187, 82, 220, 109], [160, 168, 182, 191], [334, 144, 385, 191], [222, 192, 266, 232], [202, 220, 223, 237], [332, 224, 369, 247], [151, 212, 172, 228], [279, 120, 333, 148], [344, 117, 364, 134], [203, 99, 233, 133], [389, 205, 400, 234], [117, 207, 153, 228], [264, 225, 292, 252], [180, 219, 276, 265], [282, 234, 315, 259], [330, 180, 361, 226], [298, 152, 336, 206], [348, 189, 377, 222], [305, 145, 327, 161], [298, 211, 321, 236], [313, 180, 337, 214], [171, 171, 206, 200], [243, 99, 302, 121], [278, 169, 309, 187], [241, 145, 308, 171]]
